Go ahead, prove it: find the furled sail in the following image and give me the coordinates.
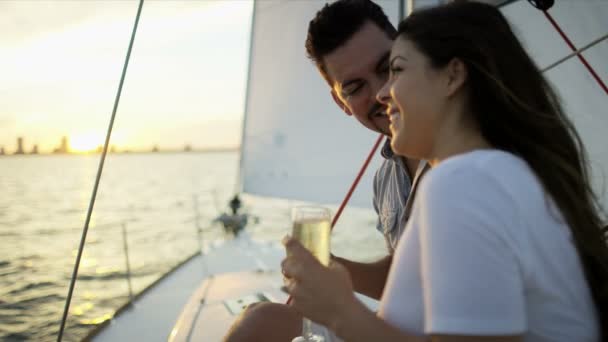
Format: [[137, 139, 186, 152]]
[[239, 0, 401, 208]]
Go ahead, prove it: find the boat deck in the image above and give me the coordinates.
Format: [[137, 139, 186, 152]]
[[169, 270, 286, 341], [88, 233, 284, 341]]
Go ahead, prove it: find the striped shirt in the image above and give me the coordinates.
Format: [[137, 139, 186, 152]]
[[373, 140, 430, 252]]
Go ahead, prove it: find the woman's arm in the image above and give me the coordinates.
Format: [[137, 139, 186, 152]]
[[282, 237, 521, 342]]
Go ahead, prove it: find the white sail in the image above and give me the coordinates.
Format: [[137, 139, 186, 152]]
[[239, 0, 401, 208], [241, 0, 607, 216]]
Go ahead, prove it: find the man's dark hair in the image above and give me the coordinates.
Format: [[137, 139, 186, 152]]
[[305, 0, 396, 82]]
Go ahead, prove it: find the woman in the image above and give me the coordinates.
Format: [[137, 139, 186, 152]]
[[281, 1, 608, 341]]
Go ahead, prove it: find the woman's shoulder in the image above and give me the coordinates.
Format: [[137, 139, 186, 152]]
[[428, 149, 529, 183], [421, 149, 536, 202], [439, 148, 524, 171]]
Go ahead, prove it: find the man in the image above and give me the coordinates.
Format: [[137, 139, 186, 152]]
[[224, 1, 426, 340]]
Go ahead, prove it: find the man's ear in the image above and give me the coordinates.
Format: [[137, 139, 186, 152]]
[[331, 89, 352, 116], [446, 57, 467, 97]]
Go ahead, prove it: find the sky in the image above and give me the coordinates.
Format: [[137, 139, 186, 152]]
[[0, 0, 253, 153]]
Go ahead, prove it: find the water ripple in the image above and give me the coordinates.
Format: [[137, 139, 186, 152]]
[[0, 153, 384, 341]]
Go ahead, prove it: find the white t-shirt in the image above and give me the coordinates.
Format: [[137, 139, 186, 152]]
[[379, 150, 598, 341]]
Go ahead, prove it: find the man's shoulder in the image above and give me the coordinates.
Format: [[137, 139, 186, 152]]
[[374, 156, 412, 197]]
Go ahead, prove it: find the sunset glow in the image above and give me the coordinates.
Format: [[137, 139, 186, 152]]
[[69, 132, 104, 153], [0, 1, 252, 154]]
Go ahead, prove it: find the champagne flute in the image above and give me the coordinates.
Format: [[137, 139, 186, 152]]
[[291, 206, 331, 342]]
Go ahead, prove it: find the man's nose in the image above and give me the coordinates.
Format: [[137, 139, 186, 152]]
[[376, 80, 391, 106], [369, 75, 388, 95]]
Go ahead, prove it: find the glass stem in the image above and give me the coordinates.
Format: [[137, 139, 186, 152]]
[[303, 318, 313, 339]]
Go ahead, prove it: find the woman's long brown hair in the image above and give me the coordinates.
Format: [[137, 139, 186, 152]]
[[399, 1, 608, 338]]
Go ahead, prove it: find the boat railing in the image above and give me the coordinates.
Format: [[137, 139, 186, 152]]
[[75, 215, 207, 342], [120, 220, 135, 305], [101, 193, 217, 307], [45, 189, 231, 341]]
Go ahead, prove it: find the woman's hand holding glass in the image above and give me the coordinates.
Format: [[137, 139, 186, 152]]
[[281, 235, 358, 332]]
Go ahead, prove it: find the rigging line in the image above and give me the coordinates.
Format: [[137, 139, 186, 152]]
[[330, 133, 385, 230], [286, 133, 385, 305], [496, 0, 520, 9], [56, 1, 145, 341], [543, 10, 608, 96], [542, 33, 608, 74]]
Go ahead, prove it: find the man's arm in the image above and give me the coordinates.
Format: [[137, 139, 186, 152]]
[[332, 254, 392, 300]]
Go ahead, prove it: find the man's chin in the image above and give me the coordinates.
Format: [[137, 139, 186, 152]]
[[371, 119, 391, 136], [367, 126, 391, 137]]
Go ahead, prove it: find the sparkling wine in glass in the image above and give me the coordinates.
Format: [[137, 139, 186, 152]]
[[291, 206, 331, 342]]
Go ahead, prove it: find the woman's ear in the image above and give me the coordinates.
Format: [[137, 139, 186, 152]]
[[445, 57, 468, 97]]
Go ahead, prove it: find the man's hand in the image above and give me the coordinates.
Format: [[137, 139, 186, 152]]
[[331, 254, 393, 300]]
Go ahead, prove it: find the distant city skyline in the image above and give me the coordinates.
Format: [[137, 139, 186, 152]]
[[0, 135, 237, 156], [0, 1, 253, 153]]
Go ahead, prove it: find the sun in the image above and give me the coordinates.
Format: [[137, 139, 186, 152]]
[[70, 132, 104, 153]]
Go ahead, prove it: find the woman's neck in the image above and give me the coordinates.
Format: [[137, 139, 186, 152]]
[[429, 121, 491, 167]]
